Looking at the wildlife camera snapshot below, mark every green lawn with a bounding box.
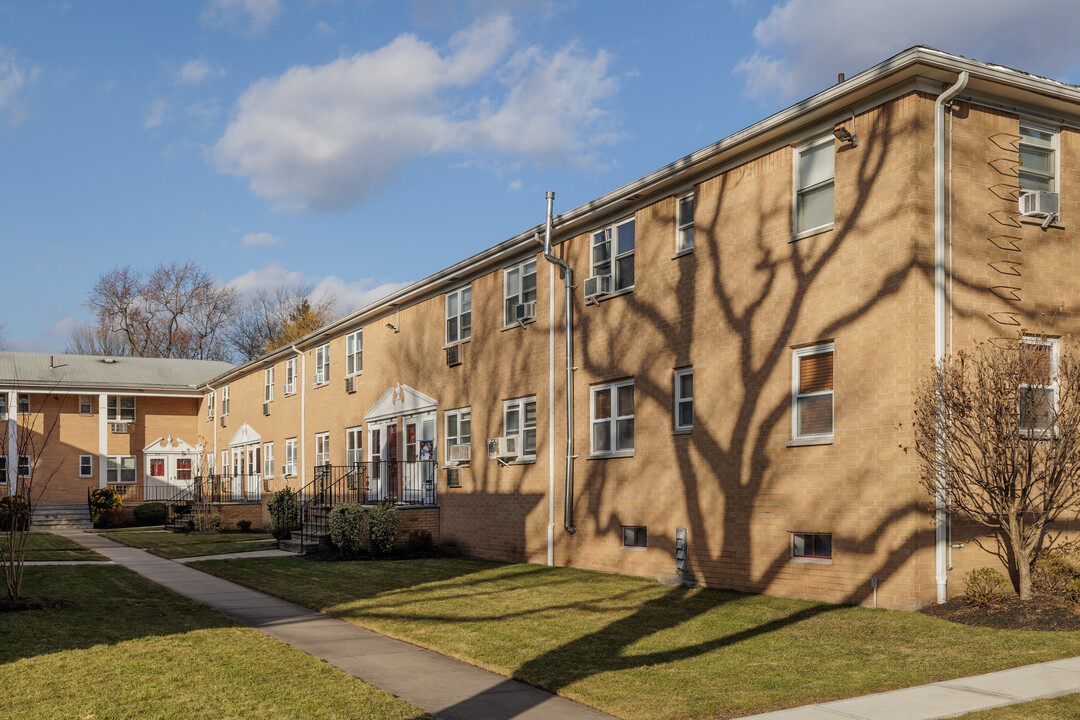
[98,528,277,558]
[194,558,1080,720]
[1,531,106,561]
[956,694,1080,719]
[0,565,428,719]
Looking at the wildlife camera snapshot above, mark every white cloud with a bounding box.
[241,231,282,248]
[227,263,305,296]
[226,263,409,315]
[11,314,79,353]
[144,98,169,129]
[736,0,1080,103]
[177,59,224,84]
[202,0,282,36]
[507,178,522,191]
[213,15,620,212]
[0,47,37,126]
[313,21,335,37]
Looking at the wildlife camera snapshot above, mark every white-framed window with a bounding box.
[206,454,214,475]
[446,286,472,344]
[149,457,166,478]
[792,343,834,441]
[346,427,363,469]
[107,396,135,423]
[221,386,230,416]
[794,135,835,236]
[1020,335,1059,438]
[263,442,274,478]
[504,259,537,326]
[591,217,635,292]
[17,455,30,478]
[79,395,93,416]
[1018,121,1057,194]
[315,344,330,385]
[284,357,297,395]
[221,450,228,476]
[0,457,7,482]
[17,394,29,414]
[504,397,537,459]
[79,454,93,478]
[206,391,215,419]
[315,432,330,468]
[285,438,297,477]
[674,367,693,431]
[792,532,832,560]
[445,407,471,459]
[0,395,7,420]
[591,379,635,455]
[264,367,275,402]
[176,458,192,481]
[346,330,363,376]
[676,192,695,252]
[106,455,135,483]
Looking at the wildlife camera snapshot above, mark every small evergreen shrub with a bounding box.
[0,495,29,531]
[89,487,123,527]
[1032,550,1078,595]
[192,513,223,533]
[368,501,401,555]
[237,520,252,532]
[268,488,300,539]
[1065,578,1080,609]
[133,502,167,526]
[329,503,367,557]
[406,529,434,556]
[962,567,1009,607]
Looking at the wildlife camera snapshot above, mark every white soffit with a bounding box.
[227,424,262,447]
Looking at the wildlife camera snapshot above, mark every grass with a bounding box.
[98,528,277,558]
[0,564,429,719]
[194,557,1080,720]
[955,694,1080,719]
[1,531,106,561]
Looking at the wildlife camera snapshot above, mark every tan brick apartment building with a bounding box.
[5,47,1080,610]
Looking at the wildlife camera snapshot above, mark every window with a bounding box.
[107,396,135,422]
[285,357,297,395]
[176,458,192,481]
[622,526,647,548]
[221,387,229,416]
[18,394,29,414]
[591,380,634,455]
[79,455,93,478]
[346,330,363,376]
[107,456,135,484]
[0,395,8,420]
[315,344,330,385]
[285,438,297,477]
[504,259,537,326]
[674,368,693,431]
[1018,121,1057,193]
[1020,336,1059,437]
[263,442,274,478]
[445,407,471,459]
[149,457,165,478]
[18,455,30,478]
[0,457,6,482]
[315,432,330,468]
[792,344,833,441]
[206,391,215,419]
[206,454,214,475]
[446,286,472,344]
[794,135,835,236]
[676,192,694,252]
[346,427,363,469]
[79,395,93,416]
[264,367,275,402]
[591,217,635,292]
[221,450,228,476]
[504,397,536,459]
[792,532,832,560]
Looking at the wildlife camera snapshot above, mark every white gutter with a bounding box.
[934,70,969,605]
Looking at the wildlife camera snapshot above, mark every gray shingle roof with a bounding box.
[0,352,233,392]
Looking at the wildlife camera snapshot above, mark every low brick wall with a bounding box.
[207,502,266,531]
[393,506,440,548]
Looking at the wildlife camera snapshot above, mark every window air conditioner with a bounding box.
[220,416,226,428]
[1019,191,1059,217]
[515,301,537,321]
[583,274,612,300]
[446,344,461,367]
[282,464,294,477]
[262,402,271,416]
[345,376,356,394]
[448,444,471,463]
[487,436,520,460]
[109,422,128,434]
[313,371,325,386]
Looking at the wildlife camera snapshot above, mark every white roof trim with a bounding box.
[364,384,437,423]
[142,436,200,454]
[227,424,262,447]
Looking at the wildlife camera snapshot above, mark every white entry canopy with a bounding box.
[228,423,262,447]
[142,436,200,454]
[364,383,437,423]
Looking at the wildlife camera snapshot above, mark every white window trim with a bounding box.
[264,368,275,403]
[446,286,472,345]
[590,216,636,293]
[17,455,30,478]
[1018,119,1059,195]
[676,191,694,253]
[79,454,93,478]
[221,386,230,416]
[445,407,471,465]
[1020,335,1060,439]
[792,134,835,240]
[285,438,297,477]
[315,432,330,467]
[503,259,538,328]
[17,394,29,414]
[263,442,275,478]
[79,395,93,416]
[106,455,136,484]
[314,344,330,386]
[346,330,363,377]
[674,367,693,432]
[590,379,635,457]
[503,397,537,460]
[791,342,834,443]
[346,426,363,468]
[107,396,136,423]
[284,357,297,396]
[206,391,215,420]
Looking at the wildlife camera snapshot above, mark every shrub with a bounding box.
[132,502,167,526]
[268,488,300,539]
[329,503,367,557]
[1032,550,1078,595]
[0,495,29,531]
[237,520,252,533]
[89,487,122,527]
[1066,578,1080,608]
[962,567,1009,607]
[368,501,401,555]
[406,529,434,556]
[192,513,223,533]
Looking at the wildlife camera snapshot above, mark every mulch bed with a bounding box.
[922,594,1080,631]
[0,597,73,613]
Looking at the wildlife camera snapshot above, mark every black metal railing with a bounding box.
[164,482,196,531]
[104,482,194,504]
[191,473,263,504]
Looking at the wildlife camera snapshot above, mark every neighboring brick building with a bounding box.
[7,47,1080,609]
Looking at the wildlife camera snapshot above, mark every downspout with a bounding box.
[934,71,968,605]
[541,192,577,535]
[292,345,307,493]
[547,224,556,565]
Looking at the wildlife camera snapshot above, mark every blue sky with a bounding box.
[2,0,1080,353]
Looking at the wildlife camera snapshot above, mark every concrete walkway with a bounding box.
[57,530,616,720]
[175,548,295,563]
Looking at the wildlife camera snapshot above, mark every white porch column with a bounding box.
[98,394,108,488]
[7,390,16,492]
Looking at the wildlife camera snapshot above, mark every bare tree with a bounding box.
[228,282,335,360]
[913,336,1080,601]
[65,321,129,356]
[79,262,239,361]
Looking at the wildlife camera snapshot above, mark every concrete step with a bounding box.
[278,538,320,554]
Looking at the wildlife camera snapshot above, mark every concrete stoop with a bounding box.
[31,504,93,530]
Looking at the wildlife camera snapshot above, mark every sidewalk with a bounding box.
[58,530,616,720]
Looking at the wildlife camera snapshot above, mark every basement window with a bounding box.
[792,532,832,560]
[622,526,647,548]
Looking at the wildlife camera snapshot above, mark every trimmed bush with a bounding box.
[268,488,300,539]
[1066,578,1080,608]
[192,513,223,533]
[1032,550,1078,595]
[328,503,367,557]
[89,487,122,528]
[962,567,1009,607]
[368,501,400,555]
[133,502,167,526]
[0,495,29,531]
